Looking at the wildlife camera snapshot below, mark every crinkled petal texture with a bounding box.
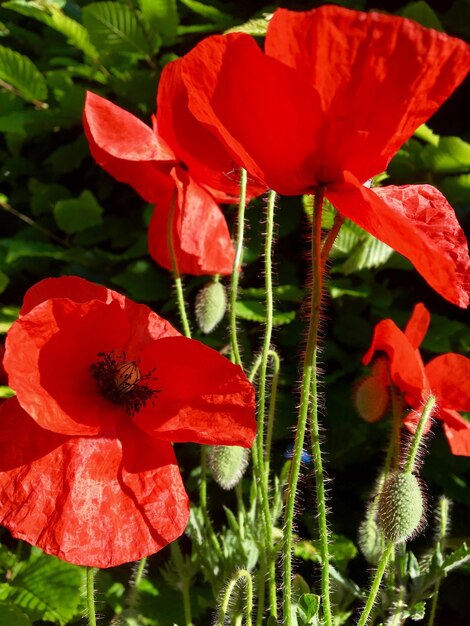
[326,176,470,307]
[148,167,235,275]
[1,276,257,564]
[181,6,469,192]
[362,317,427,402]
[83,92,175,204]
[0,398,189,567]
[157,59,265,201]
[266,6,470,182]
[135,336,256,446]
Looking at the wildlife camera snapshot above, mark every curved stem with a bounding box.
[428,497,450,626]
[172,543,193,626]
[86,567,97,626]
[320,212,345,267]
[217,569,253,626]
[404,395,436,473]
[128,557,147,608]
[356,543,394,626]
[264,349,280,470]
[230,168,248,366]
[283,190,331,626]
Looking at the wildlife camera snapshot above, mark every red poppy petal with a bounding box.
[362,318,426,399]
[5,299,131,435]
[441,409,470,456]
[0,399,189,567]
[20,276,180,343]
[404,303,430,349]
[181,32,324,195]
[157,59,263,200]
[84,91,174,162]
[148,167,235,275]
[267,6,470,181]
[134,336,256,446]
[326,174,470,307]
[425,354,470,410]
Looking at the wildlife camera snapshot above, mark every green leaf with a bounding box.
[440,173,470,205]
[179,0,234,27]
[0,386,15,399]
[9,554,84,625]
[421,137,470,174]
[83,1,157,58]
[111,260,171,302]
[414,123,440,146]
[54,190,104,234]
[4,1,98,58]
[409,601,426,620]
[0,602,32,626]
[29,179,71,216]
[442,543,470,573]
[225,16,271,36]
[235,301,296,325]
[0,306,19,333]
[340,233,394,274]
[0,45,47,103]
[138,0,178,44]
[399,1,443,31]
[0,270,9,294]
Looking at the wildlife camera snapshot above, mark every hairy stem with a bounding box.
[86,567,97,626]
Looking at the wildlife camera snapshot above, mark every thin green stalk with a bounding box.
[255,557,267,626]
[389,585,407,626]
[356,543,394,626]
[127,557,147,608]
[320,212,345,266]
[230,168,248,366]
[404,394,436,474]
[172,543,193,626]
[283,190,331,626]
[86,567,97,626]
[428,497,450,626]
[167,190,191,338]
[251,189,278,615]
[264,349,280,470]
[200,446,223,558]
[217,569,253,626]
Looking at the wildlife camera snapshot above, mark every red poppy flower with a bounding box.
[179,5,470,307]
[0,276,256,567]
[362,303,470,456]
[83,66,264,276]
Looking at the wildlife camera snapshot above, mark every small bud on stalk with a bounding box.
[377,472,425,543]
[195,280,227,334]
[208,445,249,490]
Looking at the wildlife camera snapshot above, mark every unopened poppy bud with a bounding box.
[114,360,141,394]
[353,375,389,423]
[195,280,227,334]
[208,445,249,490]
[358,515,385,564]
[377,472,425,543]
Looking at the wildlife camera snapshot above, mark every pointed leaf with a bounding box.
[83,1,156,58]
[179,0,233,27]
[0,45,47,102]
[54,190,104,234]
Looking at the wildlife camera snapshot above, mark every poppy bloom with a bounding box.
[83,63,264,276]
[361,303,470,456]
[0,276,256,567]
[179,5,470,307]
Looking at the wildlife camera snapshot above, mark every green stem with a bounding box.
[86,567,97,626]
[255,556,267,626]
[230,168,248,366]
[404,394,436,474]
[320,212,345,266]
[264,349,280,471]
[167,190,191,338]
[356,543,394,626]
[428,497,450,626]
[172,544,193,626]
[283,190,331,626]
[127,557,147,608]
[217,569,253,626]
[200,445,223,558]
[388,584,406,626]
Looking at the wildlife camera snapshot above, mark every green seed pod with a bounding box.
[195,280,227,334]
[377,472,424,543]
[208,445,249,490]
[358,514,385,564]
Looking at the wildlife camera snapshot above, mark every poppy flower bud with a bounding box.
[377,472,425,543]
[113,360,141,394]
[195,280,227,334]
[358,514,385,564]
[353,375,389,423]
[208,445,249,490]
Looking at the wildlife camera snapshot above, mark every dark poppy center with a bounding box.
[90,351,159,416]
